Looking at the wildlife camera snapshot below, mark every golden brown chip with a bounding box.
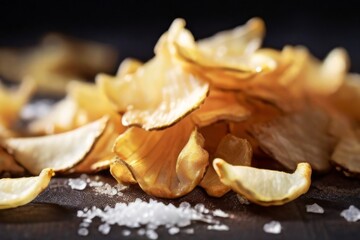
[251,109,334,172]
[113,117,208,198]
[98,54,209,130]
[191,90,250,127]
[200,134,252,197]
[213,160,311,206]
[331,128,360,176]
[0,168,54,209]
[5,117,108,175]
[0,147,25,177]
[110,157,137,184]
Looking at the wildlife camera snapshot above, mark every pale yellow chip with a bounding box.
[5,117,108,175]
[191,90,250,127]
[113,117,208,198]
[98,54,209,130]
[200,134,252,197]
[0,168,54,209]
[0,146,25,177]
[110,157,137,184]
[251,109,333,172]
[116,58,143,77]
[213,160,311,206]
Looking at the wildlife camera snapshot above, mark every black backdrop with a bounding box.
[1,0,359,72]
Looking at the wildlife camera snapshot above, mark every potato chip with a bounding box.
[191,90,250,127]
[251,109,333,172]
[0,168,54,209]
[113,117,208,198]
[5,117,108,175]
[0,33,117,94]
[98,54,209,130]
[200,135,252,197]
[0,146,25,177]
[199,122,230,154]
[213,160,311,206]
[116,58,143,77]
[0,79,35,128]
[331,128,360,176]
[110,157,137,184]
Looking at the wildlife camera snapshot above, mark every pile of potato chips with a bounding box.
[1,18,359,209]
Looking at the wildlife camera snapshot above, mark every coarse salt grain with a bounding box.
[306,203,324,214]
[68,179,87,190]
[77,228,89,236]
[122,229,131,236]
[263,221,282,234]
[77,198,229,238]
[340,205,360,222]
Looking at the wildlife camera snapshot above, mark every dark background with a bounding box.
[0,0,359,72]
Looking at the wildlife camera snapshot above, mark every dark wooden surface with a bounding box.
[0,171,359,240]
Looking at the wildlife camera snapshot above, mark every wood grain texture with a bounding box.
[0,171,359,240]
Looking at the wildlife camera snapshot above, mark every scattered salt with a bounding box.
[340,205,360,222]
[68,179,87,190]
[77,198,229,238]
[236,194,250,205]
[122,229,131,236]
[213,209,229,218]
[168,226,180,235]
[263,221,282,234]
[207,224,229,231]
[306,203,324,214]
[77,228,89,236]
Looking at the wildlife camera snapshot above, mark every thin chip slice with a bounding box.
[331,129,360,176]
[0,147,25,177]
[5,117,108,175]
[213,160,311,206]
[113,117,208,198]
[200,135,252,197]
[98,54,209,130]
[110,157,137,184]
[251,109,333,172]
[0,168,54,209]
[191,90,250,127]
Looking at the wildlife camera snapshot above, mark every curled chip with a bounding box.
[97,47,209,130]
[213,160,311,206]
[0,33,117,95]
[0,168,54,209]
[5,117,108,175]
[191,90,250,127]
[0,147,25,177]
[113,117,208,198]
[200,134,252,197]
[251,109,333,172]
[331,128,360,176]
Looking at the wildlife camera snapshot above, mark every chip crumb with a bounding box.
[306,203,324,214]
[340,205,360,222]
[263,221,282,234]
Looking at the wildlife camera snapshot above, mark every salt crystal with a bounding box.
[236,194,250,205]
[213,209,229,218]
[179,201,191,209]
[263,221,282,234]
[207,224,229,231]
[340,205,360,222]
[146,229,158,240]
[168,227,180,235]
[68,179,87,190]
[194,203,205,213]
[77,228,89,236]
[122,229,131,236]
[306,203,324,214]
[183,228,194,234]
[137,228,146,236]
[98,223,111,235]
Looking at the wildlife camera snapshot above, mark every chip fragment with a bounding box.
[0,146,25,177]
[213,160,311,206]
[0,168,54,209]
